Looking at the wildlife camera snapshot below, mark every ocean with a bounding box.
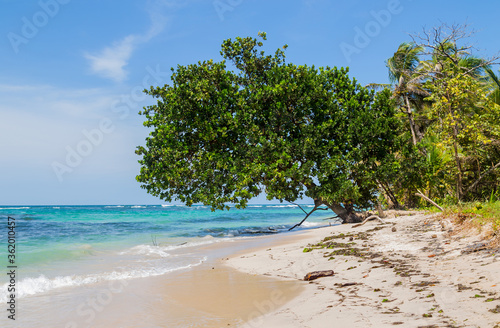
[0,204,334,327]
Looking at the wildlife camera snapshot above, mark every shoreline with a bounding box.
[2,230,312,328]
[226,213,500,327]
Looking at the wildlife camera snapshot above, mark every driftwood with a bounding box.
[304,270,334,281]
[352,215,386,228]
[415,190,444,211]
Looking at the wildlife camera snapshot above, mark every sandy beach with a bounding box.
[4,212,499,328]
[226,213,500,327]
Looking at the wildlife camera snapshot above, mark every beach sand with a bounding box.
[66,263,303,328]
[226,213,500,327]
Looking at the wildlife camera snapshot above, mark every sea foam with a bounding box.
[0,257,207,302]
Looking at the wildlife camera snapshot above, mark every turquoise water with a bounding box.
[0,204,335,303]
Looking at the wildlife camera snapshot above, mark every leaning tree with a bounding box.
[136,32,400,225]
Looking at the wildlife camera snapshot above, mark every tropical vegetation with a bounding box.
[136,24,500,227]
[380,24,500,209]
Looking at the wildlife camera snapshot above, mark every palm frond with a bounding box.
[485,67,500,89]
[386,42,423,84]
[365,83,391,91]
[484,68,500,105]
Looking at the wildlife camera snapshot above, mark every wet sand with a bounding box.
[3,234,305,328]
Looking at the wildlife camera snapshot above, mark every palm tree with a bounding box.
[421,40,490,81]
[386,42,428,146]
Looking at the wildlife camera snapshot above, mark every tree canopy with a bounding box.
[136,32,400,223]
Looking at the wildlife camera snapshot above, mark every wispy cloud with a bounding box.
[85,35,137,82]
[0,83,149,170]
[85,11,167,83]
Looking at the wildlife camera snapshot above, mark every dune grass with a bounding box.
[437,201,500,245]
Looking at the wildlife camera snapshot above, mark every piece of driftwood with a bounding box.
[352,215,386,228]
[304,270,334,281]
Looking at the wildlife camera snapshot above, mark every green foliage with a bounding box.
[468,201,500,229]
[384,24,500,207]
[420,134,453,201]
[484,68,500,105]
[136,33,400,222]
[425,74,495,146]
[386,42,423,84]
[424,66,500,201]
[136,25,500,222]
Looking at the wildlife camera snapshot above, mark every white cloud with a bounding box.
[85,35,137,82]
[85,11,168,83]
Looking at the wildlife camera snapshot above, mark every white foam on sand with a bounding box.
[0,257,207,302]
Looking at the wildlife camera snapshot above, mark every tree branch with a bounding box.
[291,202,308,215]
[464,161,500,196]
[415,189,444,211]
[288,202,328,231]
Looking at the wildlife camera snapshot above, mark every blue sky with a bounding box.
[1,0,499,205]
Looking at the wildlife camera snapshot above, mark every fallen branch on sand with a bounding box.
[352,215,386,228]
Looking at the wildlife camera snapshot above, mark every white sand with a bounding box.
[226,213,500,327]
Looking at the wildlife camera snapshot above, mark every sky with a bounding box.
[1,0,499,205]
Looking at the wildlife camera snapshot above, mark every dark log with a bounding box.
[303,270,334,281]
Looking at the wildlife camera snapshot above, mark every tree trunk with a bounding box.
[447,99,463,201]
[325,202,363,224]
[288,199,329,231]
[415,190,444,211]
[375,202,386,218]
[452,120,463,201]
[377,179,400,209]
[404,95,418,146]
